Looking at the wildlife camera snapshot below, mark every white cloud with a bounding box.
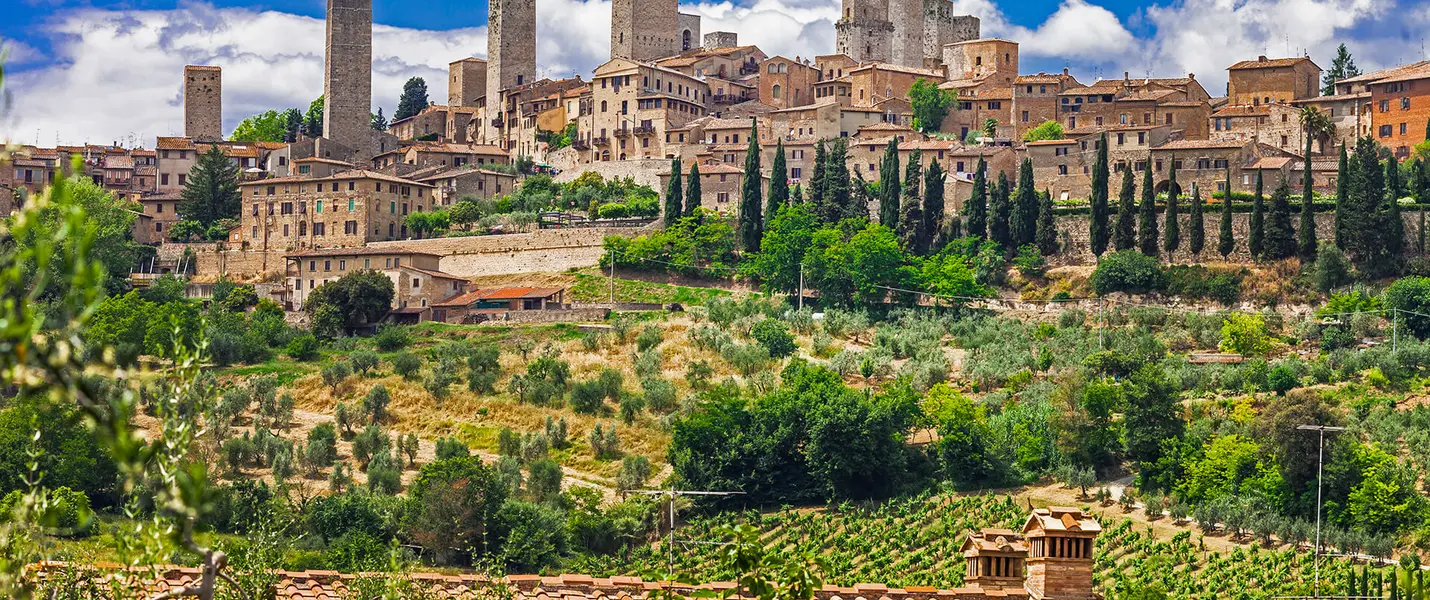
[1,0,1422,146]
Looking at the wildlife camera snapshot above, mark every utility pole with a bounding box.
[1297,424,1346,599]
[609,251,616,306]
[634,489,744,575]
[798,263,804,310]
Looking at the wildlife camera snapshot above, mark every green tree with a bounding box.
[371,107,388,131]
[684,162,702,216]
[663,157,683,227]
[304,95,325,137]
[739,119,764,252]
[989,171,1012,250]
[749,203,816,294]
[1090,133,1111,257]
[1022,120,1064,142]
[283,108,303,142]
[877,138,900,227]
[1221,169,1238,257]
[1322,43,1361,96]
[179,145,242,227]
[229,110,287,143]
[768,139,789,221]
[1163,170,1180,261]
[1010,158,1038,247]
[1036,189,1057,256]
[809,140,828,212]
[394,76,431,121]
[1300,136,1319,260]
[1263,177,1298,260]
[823,138,856,222]
[923,159,947,250]
[898,151,926,254]
[304,270,396,330]
[404,456,508,564]
[1188,183,1205,261]
[805,224,914,307]
[1335,143,1349,248]
[1138,157,1159,256]
[965,157,988,239]
[1249,169,1266,259]
[1382,155,1407,268]
[1124,364,1184,491]
[1115,168,1137,251]
[909,78,954,133]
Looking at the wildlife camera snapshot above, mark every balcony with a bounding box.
[634,125,656,135]
[592,136,610,146]
[491,118,504,128]
[739,64,759,76]
[572,140,590,150]
[613,127,631,138]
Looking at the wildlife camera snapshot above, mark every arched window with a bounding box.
[601,100,608,112]
[772,84,782,99]
[602,150,611,161]
[683,30,692,50]
[299,221,307,236]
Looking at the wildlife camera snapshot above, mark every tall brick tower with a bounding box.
[484,0,536,144]
[184,65,223,141]
[611,0,679,61]
[323,0,372,152]
[888,0,924,67]
[836,0,895,64]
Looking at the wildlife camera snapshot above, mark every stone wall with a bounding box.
[491,308,611,324]
[183,66,222,141]
[1050,210,1423,265]
[553,159,669,190]
[323,0,373,154]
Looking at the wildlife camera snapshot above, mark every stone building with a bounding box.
[759,56,821,110]
[323,0,373,156]
[1026,124,1174,202]
[584,58,711,162]
[388,104,452,141]
[1012,70,1081,139]
[371,142,510,173]
[656,160,749,214]
[1020,507,1100,599]
[1057,73,1212,140]
[484,0,537,144]
[656,45,765,111]
[835,0,895,63]
[410,165,518,205]
[943,38,1018,85]
[138,191,183,240]
[610,0,700,61]
[233,170,435,252]
[482,77,587,154]
[705,32,738,50]
[1293,93,1369,151]
[155,138,269,193]
[836,0,977,68]
[1150,139,1298,198]
[285,247,467,318]
[1227,56,1321,106]
[922,6,979,70]
[1210,101,1310,153]
[449,57,488,107]
[848,62,945,108]
[183,65,223,142]
[1365,62,1430,159]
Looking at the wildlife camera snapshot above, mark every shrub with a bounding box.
[618,394,646,424]
[750,319,797,358]
[634,348,662,379]
[635,325,663,351]
[526,458,563,503]
[570,380,607,415]
[352,425,390,471]
[1219,313,1272,357]
[435,436,470,460]
[641,378,676,412]
[423,361,459,400]
[1314,242,1353,293]
[1268,363,1298,395]
[304,423,339,473]
[546,416,570,450]
[1165,266,1241,305]
[373,324,410,351]
[350,350,380,375]
[1014,244,1046,278]
[1385,276,1430,339]
[1091,250,1165,295]
[589,423,621,459]
[366,453,402,494]
[362,385,391,423]
[616,456,652,491]
[286,333,321,361]
[321,361,352,392]
[391,352,422,380]
[597,368,624,401]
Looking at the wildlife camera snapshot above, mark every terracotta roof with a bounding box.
[476,286,564,300]
[293,157,355,165]
[285,247,443,258]
[104,155,135,169]
[1158,101,1208,108]
[240,169,435,187]
[399,264,467,281]
[1015,73,1070,84]
[961,528,1029,555]
[156,137,195,150]
[411,165,516,182]
[1026,139,1077,146]
[1023,507,1101,535]
[656,45,763,68]
[850,62,944,78]
[410,142,510,156]
[856,122,916,133]
[1374,62,1430,84]
[1335,60,1430,85]
[201,143,261,158]
[899,140,961,151]
[693,163,745,175]
[1227,56,1318,70]
[1155,139,1245,150]
[1248,156,1294,170]
[1211,105,1270,117]
[131,149,156,156]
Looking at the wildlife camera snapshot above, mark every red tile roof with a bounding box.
[1227,56,1317,70]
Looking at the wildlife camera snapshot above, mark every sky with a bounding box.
[1,0,1429,147]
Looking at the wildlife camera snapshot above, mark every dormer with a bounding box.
[1022,507,1101,600]
[960,528,1028,591]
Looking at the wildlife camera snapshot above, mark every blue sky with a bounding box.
[0,0,1424,146]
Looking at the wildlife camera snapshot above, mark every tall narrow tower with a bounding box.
[835,0,895,64]
[611,0,680,61]
[184,65,223,141]
[483,0,537,144]
[889,0,924,67]
[323,0,373,152]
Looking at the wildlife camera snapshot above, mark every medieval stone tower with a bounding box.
[925,9,979,69]
[323,0,372,152]
[183,65,222,141]
[484,0,536,143]
[611,0,680,61]
[836,0,895,63]
[449,57,488,107]
[889,0,923,67]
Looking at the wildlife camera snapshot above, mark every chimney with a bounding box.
[1189,73,1196,80]
[1063,67,1069,76]
[1124,71,1130,82]
[1258,55,1268,62]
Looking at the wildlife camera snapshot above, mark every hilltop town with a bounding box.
[9,1,1430,600]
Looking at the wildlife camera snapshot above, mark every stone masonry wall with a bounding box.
[183,66,222,141]
[1050,210,1424,265]
[323,0,373,153]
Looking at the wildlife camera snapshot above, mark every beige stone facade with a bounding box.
[835,0,894,63]
[449,58,487,107]
[388,105,450,141]
[183,66,223,142]
[411,165,518,205]
[1210,101,1310,153]
[610,0,698,61]
[233,170,435,252]
[1058,74,1212,140]
[1012,70,1081,140]
[759,56,820,109]
[372,142,510,172]
[584,58,711,162]
[1227,56,1321,106]
[286,247,467,315]
[484,0,537,144]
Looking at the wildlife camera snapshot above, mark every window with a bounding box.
[791,167,802,179]
[988,101,1001,109]
[1138,132,1146,144]
[323,260,331,272]
[1117,133,1125,145]
[1021,110,1029,122]
[178,175,186,186]
[1379,100,1390,112]
[161,174,169,186]
[1401,123,1408,135]
[339,260,346,270]
[1380,124,1393,137]
[1402,97,1412,110]
[1058,165,1068,175]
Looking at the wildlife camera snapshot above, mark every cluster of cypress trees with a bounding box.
[1345,565,1426,600]
[960,157,1058,256]
[873,142,950,256]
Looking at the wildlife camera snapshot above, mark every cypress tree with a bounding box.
[990,171,1012,251]
[1011,158,1038,247]
[1138,156,1159,256]
[1299,136,1318,260]
[966,157,988,239]
[1163,176,1180,261]
[1344,136,1380,266]
[825,138,856,221]
[898,151,926,254]
[1090,132,1111,257]
[1335,143,1349,248]
[1420,206,1427,254]
[923,159,946,250]
[1384,155,1406,263]
[1188,182,1205,261]
[1393,572,1400,600]
[684,163,702,216]
[1114,168,1137,251]
[180,144,243,226]
[1219,168,1235,259]
[877,138,901,227]
[738,119,763,251]
[1264,177,1297,260]
[1350,568,1359,598]
[810,141,828,218]
[1036,189,1057,256]
[1249,169,1265,259]
[663,157,683,227]
[768,139,789,220]
[792,184,805,205]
